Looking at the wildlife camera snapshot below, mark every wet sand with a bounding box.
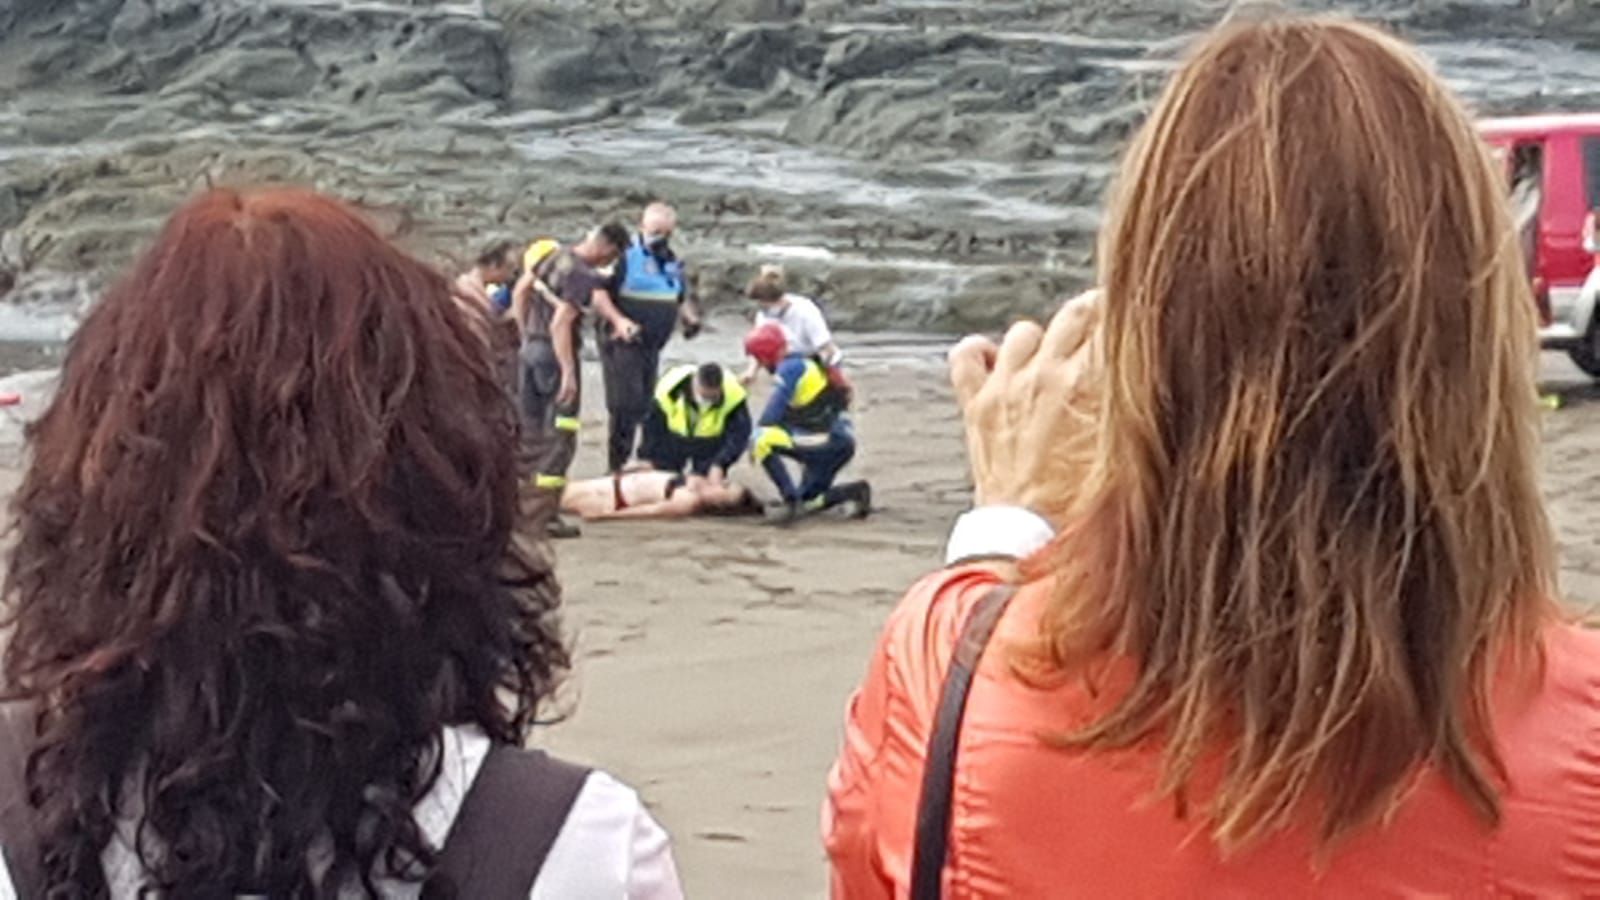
[534,335,963,897]
[0,333,1593,897]
[533,339,1600,899]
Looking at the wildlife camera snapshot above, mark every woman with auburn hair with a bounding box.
[0,188,681,897]
[826,16,1600,898]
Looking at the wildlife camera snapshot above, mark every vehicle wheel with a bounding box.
[1569,328,1600,377]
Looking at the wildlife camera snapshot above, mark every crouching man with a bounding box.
[742,323,871,523]
[640,362,751,483]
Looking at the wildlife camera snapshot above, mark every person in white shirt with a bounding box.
[0,187,682,899]
[741,264,841,384]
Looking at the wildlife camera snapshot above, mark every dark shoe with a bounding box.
[837,481,872,519]
[546,515,582,539]
[763,499,801,526]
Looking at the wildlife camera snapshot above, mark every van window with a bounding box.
[1583,137,1600,211]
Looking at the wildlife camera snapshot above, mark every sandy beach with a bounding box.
[0,328,1592,898]
[532,332,961,898]
[5,3,1600,896]
[524,332,1600,899]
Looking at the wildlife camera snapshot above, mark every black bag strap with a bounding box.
[0,718,590,900]
[910,585,1018,900]
[0,702,42,899]
[430,744,592,899]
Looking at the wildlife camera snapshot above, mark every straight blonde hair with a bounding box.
[1034,16,1558,851]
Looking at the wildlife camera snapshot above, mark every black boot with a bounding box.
[546,514,583,539]
[827,481,872,519]
[763,498,802,526]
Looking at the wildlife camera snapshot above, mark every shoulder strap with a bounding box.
[529,254,566,310]
[910,585,1017,900]
[431,745,591,899]
[0,703,42,899]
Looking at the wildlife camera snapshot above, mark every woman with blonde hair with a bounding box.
[826,16,1600,897]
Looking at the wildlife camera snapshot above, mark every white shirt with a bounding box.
[0,726,682,899]
[759,293,834,359]
[945,506,1057,564]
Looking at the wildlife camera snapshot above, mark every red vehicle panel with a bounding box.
[1481,114,1600,313]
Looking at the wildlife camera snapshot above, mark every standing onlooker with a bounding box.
[601,202,703,473]
[0,188,682,897]
[741,265,840,384]
[826,17,1600,897]
[512,224,634,539]
[455,238,522,394]
[456,238,519,315]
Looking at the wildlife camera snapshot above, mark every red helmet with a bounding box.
[743,323,788,369]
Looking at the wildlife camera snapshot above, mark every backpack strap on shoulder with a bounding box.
[430,744,591,899]
[0,702,43,899]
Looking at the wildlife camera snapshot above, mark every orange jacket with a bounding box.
[825,567,1600,897]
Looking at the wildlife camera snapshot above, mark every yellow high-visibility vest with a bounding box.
[653,365,748,439]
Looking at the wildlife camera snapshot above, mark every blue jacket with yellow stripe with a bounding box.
[758,354,848,434]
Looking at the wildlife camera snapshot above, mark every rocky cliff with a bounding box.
[2,0,1598,331]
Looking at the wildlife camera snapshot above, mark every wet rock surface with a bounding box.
[3,0,1599,331]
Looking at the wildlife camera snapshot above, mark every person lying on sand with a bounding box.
[560,469,762,521]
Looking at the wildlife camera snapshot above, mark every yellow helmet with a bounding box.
[523,238,560,273]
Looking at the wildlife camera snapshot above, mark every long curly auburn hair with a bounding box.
[0,187,568,897]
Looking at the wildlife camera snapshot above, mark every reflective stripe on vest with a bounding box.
[619,238,684,304]
[778,358,843,433]
[752,425,794,463]
[653,365,747,439]
[790,359,830,409]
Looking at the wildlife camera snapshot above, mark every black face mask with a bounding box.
[646,235,671,254]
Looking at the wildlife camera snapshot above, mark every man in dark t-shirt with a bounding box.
[512,223,632,538]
